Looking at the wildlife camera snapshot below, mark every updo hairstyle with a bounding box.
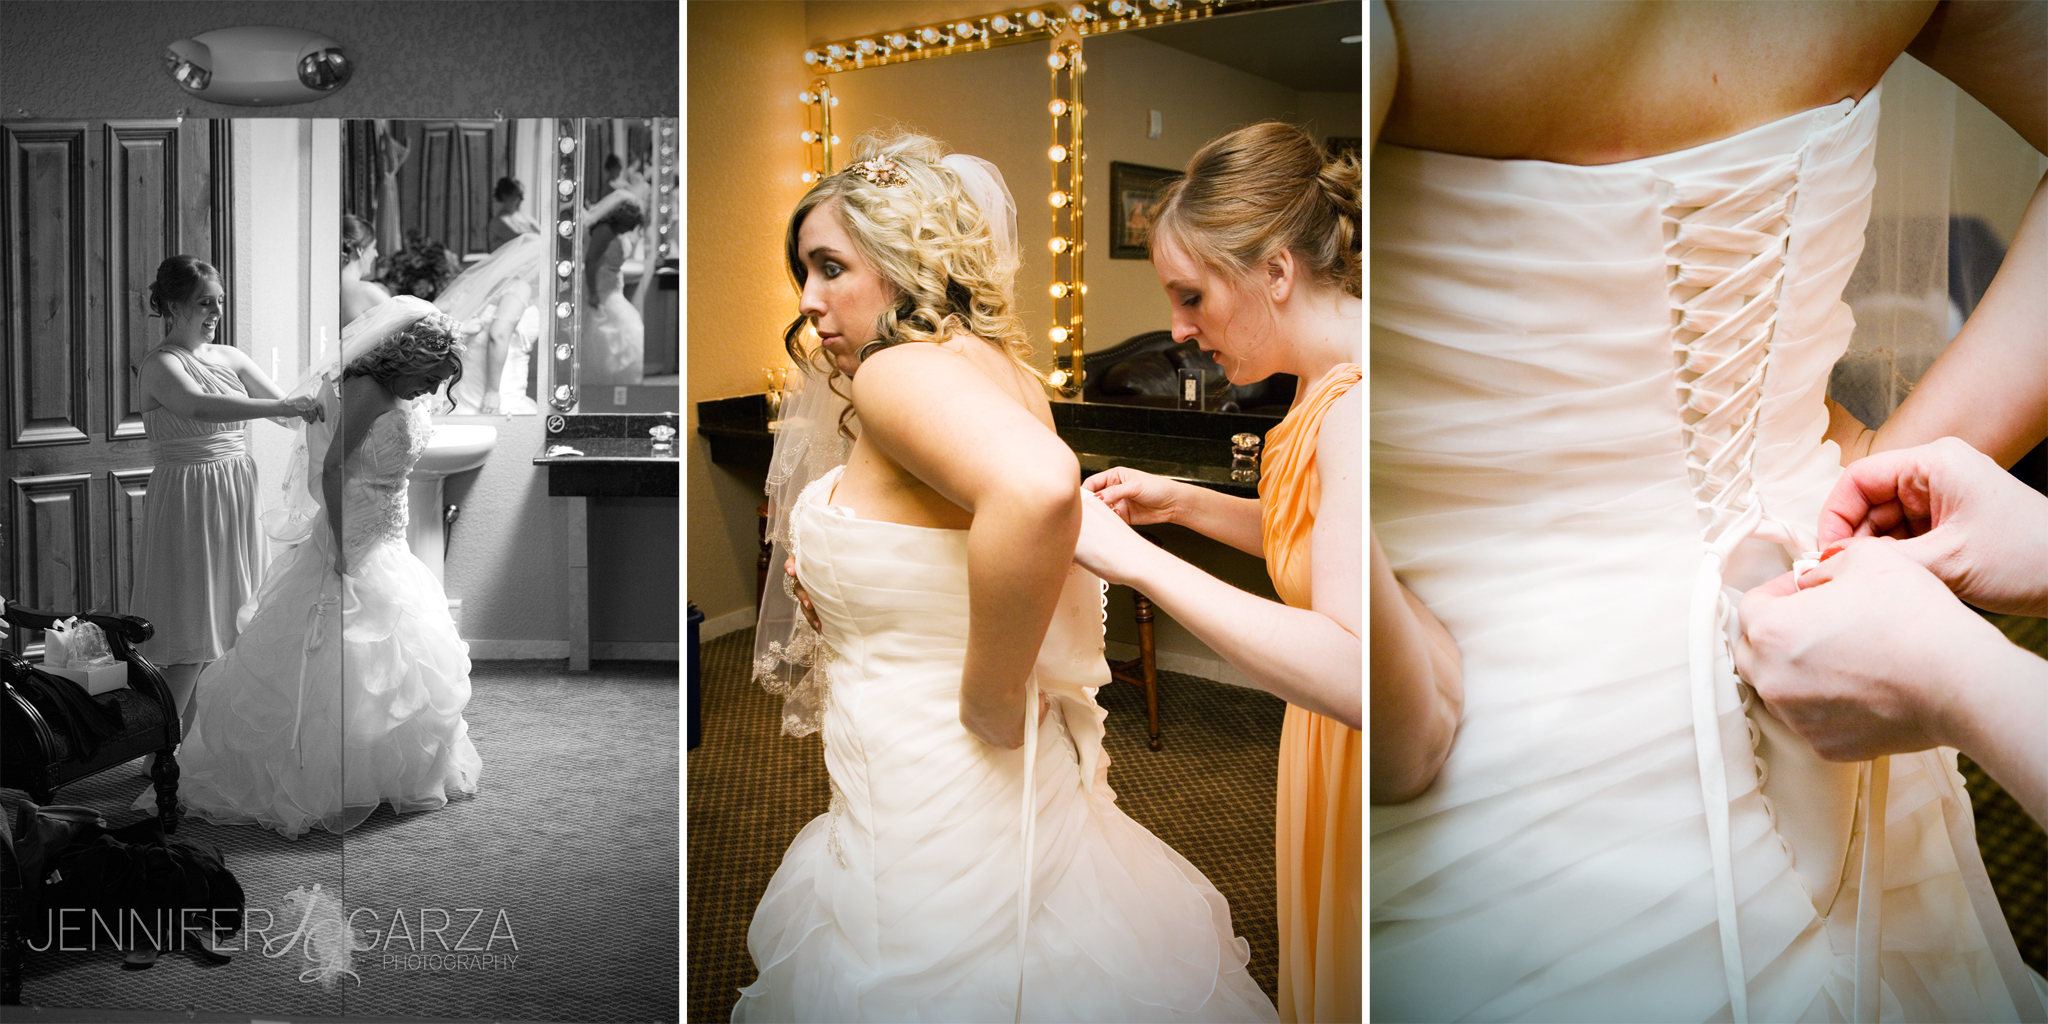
[342,214,376,264]
[781,133,1034,388]
[597,195,645,236]
[493,177,524,204]
[1150,121,1360,299]
[343,307,466,410]
[146,254,221,322]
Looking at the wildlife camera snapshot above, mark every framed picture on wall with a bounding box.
[1110,161,1180,259]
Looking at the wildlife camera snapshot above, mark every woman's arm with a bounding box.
[138,350,307,422]
[1369,530,1464,803]
[1835,1,2048,466]
[483,297,524,409]
[324,376,396,573]
[853,344,1082,750]
[213,344,289,401]
[1075,393,1363,728]
[584,227,616,303]
[1083,467,1265,555]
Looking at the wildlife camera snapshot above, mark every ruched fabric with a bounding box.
[142,397,480,839]
[1371,86,2044,1022]
[131,345,260,665]
[733,466,1276,1023]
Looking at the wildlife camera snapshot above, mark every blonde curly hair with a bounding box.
[343,308,466,410]
[783,133,1037,435]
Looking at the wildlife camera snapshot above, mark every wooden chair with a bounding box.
[1,601,181,836]
[1108,587,1164,751]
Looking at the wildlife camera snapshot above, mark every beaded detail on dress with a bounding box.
[341,399,431,560]
[753,472,838,738]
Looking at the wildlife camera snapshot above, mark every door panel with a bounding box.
[6,123,92,448]
[8,473,92,615]
[2,118,220,644]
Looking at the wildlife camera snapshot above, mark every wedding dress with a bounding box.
[1371,84,2046,1021]
[146,388,481,839]
[733,465,1276,1023]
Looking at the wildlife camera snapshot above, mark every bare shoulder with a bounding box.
[1908,0,2046,153]
[1383,0,1937,163]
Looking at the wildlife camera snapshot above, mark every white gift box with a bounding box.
[41,660,128,695]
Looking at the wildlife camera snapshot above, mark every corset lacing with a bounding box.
[1663,154,1888,1024]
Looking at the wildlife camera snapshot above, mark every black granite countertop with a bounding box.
[697,394,1275,497]
[535,413,679,496]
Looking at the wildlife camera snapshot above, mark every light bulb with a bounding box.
[802,171,818,183]
[829,135,840,145]
[825,44,847,61]
[1049,191,1069,208]
[1048,52,1067,70]
[557,260,574,279]
[803,50,821,64]
[992,15,1013,32]
[1050,282,1069,298]
[799,91,815,103]
[558,180,575,197]
[856,39,876,56]
[1070,4,1090,20]
[1048,144,1068,162]
[557,221,574,238]
[920,27,941,44]
[1026,10,1046,27]
[1049,326,1069,343]
[801,130,819,143]
[558,137,576,154]
[1049,237,1070,253]
[887,33,908,49]
[556,304,573,321]
[1049,99,1068,117]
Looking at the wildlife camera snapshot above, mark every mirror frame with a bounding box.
[800,0,1323,396]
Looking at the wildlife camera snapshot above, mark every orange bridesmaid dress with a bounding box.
[1259,363,1363,1023]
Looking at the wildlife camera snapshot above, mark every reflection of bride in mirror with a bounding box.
[435,230,544,415]
[579,188,646,386]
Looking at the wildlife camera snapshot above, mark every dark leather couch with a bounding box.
[1079,331,1296,416]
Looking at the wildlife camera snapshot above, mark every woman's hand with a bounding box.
[1072,489,1160,588]
[480,391,501,415]
[282,394,325,423]
[785,556,822,631]
[1082,467,1185,526]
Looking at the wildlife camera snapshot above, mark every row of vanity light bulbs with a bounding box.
[802,0,1197,68]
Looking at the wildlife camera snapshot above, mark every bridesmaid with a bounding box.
[130,255,321,733]
[340,214,393,325]
[1072,121,1362,1023]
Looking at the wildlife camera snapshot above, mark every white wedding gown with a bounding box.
[1372,85,2046,1021]
[734,466,1276,1023]
[145,391,482,839]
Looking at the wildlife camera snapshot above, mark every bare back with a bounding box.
[1381,0,1937,165]
[834,337,1055,531]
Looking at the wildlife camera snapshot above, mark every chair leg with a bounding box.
[150,749,181,835]
[1133,591,1161,751]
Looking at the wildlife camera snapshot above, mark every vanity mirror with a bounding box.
[803,0,1359,409]
[341,116,678,417]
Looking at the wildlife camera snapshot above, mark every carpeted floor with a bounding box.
[12,660,681,1023]
[686,627,1287,1024]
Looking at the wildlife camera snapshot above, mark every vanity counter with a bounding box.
[697,394,1274,497]
[537,414,679,497]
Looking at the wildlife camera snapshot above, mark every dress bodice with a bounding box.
[306,396,429,559]
[144,345,251,464]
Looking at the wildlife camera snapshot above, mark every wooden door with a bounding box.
[392,120,514,263]
[0,118,229,647]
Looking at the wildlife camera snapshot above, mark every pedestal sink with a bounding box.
[407,424,496,629]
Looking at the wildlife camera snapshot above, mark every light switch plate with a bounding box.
[613,386,628,406]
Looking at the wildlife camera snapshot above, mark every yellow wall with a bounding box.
[686,0,812,634]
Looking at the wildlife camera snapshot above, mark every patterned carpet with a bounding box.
[685,627,1286,1023]
[11,660,681,1023]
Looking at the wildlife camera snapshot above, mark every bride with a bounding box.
[735,134,1276,1022]
[145,297,483,839]
[1370,2,2046,1021]
[436,230,543,415]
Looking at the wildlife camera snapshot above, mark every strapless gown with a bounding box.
[1372,84,2046,1022]
[734,466,1276,1023]
[140,393,481,839]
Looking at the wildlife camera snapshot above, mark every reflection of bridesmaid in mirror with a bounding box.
[579,192,646,386]
[340,214,392,325]
[486,177,542,253]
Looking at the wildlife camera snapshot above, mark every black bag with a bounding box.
[37,818,244,950]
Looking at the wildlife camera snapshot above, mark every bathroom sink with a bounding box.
[416,424,497,479]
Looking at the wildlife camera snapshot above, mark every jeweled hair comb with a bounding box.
[850,156,909,188]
